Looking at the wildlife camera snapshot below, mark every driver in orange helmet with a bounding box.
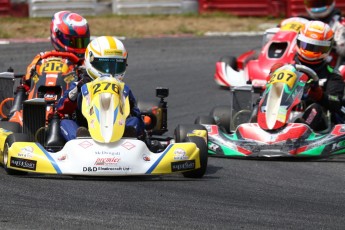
[295,20,345,131]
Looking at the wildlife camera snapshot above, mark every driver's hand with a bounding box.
[307,85,323,102]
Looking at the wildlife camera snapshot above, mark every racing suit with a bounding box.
[295,57,345,131]
[56,74,145,141]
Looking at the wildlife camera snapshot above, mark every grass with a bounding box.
[0,13,281,39]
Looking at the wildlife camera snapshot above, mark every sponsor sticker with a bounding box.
[94,157,121,166]
[95,151,120,156]
[173,148,188,160]
[79,140,93,149]
[18,146,34,158]
[10,157,37,171]
[142,153,150,161]
[104,49,123,56]
[121,141,135,150]
[171,160,195,172]
[82,166,131,172]
[58,154,67,161]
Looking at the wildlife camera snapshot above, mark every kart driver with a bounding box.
[56,36,145,140]
[295,20,345,131]
[8,11,90,122]
[303,0,345,62]
[303,0,341,25]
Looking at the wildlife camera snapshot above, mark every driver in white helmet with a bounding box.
[56,36,144,140]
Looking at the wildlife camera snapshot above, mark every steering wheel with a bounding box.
[40,51,80,64]
[295,64,319,82]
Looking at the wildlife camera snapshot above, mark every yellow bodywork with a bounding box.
[150,143,200,174]
[7,142,57,173]
[81,77,130,143]
[0,128,13,162]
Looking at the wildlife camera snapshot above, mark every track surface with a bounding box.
[1,37,345,229]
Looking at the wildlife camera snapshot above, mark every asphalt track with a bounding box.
[1,36,345,229]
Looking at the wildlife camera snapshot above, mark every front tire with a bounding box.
[174,124,207,142]
[3,133,30,175]
[210,106,231,133]
[182,136,208,178]
[194,116,216,125]
[174,124,208,178]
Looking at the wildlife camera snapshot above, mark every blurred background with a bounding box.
[2,0,345,18]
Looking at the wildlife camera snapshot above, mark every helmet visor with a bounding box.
[91,58,127,76]
[304,0,333,8]
[297,34,332,53]
[297,39,332,53]
[57,33,90,49]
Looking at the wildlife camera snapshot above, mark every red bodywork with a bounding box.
[214,29,298,88]
[246,31,298,87]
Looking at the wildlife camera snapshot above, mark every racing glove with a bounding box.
[307,83,323,102]
[68,76,92,101]
[68,86,79,102]
[267,62,286,80]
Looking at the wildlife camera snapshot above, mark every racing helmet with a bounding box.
[50,11,90,59]
[304,0,335,19]
[296,20,334,63]
[84,36,128,81]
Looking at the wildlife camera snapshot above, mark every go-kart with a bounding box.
[0,76,208,177]
[214,17,309,88]
[197,64,345,158]
[0,52,79,126]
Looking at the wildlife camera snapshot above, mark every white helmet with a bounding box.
[85,36,128,81]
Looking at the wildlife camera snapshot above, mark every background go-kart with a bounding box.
[1,36,345,229]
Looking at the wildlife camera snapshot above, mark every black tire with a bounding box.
[232,109,252,130]
[182,136,208,178]
[210,106,231,133]
[220,56,238,71]
[3,133,30,175]
[174,124,207,143]
[194,116,216,125]
[0,121,21,133]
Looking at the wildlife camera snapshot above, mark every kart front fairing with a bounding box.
[81,77,130,143]
[214,28,299,88]
[205,123,345,158]
[246,30,298,88]
[6,138,202,176]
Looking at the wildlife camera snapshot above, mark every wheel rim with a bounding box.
[3,142,9,167]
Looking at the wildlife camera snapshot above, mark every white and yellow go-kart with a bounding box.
[0,76,208,178]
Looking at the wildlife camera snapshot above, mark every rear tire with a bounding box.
[0,121,21,133]
[194,116,216,125]
[210,106,231,133]
[3,133,30,175]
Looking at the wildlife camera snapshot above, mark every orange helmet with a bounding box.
[296,20,334,63]
[304,0,335,19]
